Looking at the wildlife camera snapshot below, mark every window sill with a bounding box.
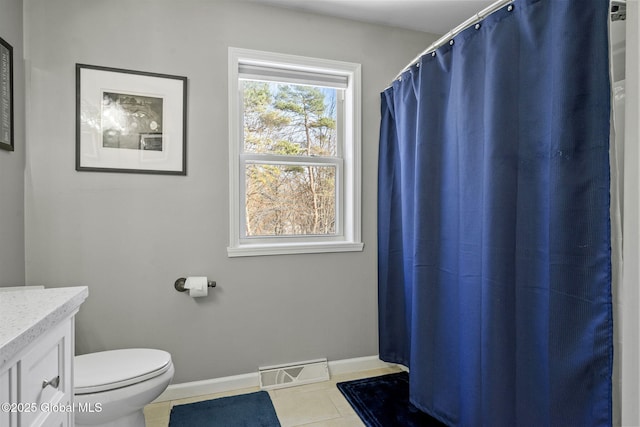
[227,241,364,257]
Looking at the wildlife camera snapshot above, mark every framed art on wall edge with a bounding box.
[76,64,187,174]
[0,36,14,152]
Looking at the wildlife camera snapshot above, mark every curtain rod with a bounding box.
[391,0,626,84]
[392,0,513,82]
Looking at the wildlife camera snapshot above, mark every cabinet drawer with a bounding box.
[18,320,72,427]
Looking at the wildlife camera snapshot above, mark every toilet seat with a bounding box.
[75,348,172,394]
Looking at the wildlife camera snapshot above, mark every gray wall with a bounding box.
[0,0,25,287]
[23,0,436,383]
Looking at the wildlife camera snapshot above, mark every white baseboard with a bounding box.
[153,355,397,403]
[327,355,397,376]
[154,371,259,402]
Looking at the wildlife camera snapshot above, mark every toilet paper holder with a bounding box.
[174,277,217,293]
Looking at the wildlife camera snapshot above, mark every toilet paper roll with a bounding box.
[184,276,208,298]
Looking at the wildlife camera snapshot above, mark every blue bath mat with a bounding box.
[337,372,447,426]
[168,390,281,427]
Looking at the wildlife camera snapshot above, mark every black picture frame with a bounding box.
[0,36,14,152]
[76,64,187,175]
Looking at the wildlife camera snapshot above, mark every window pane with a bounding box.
[245,163,336,237]
[242,81,337,157]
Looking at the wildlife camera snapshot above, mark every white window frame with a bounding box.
[228,47,363,257]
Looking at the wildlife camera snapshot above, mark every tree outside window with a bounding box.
[242,81,339,237]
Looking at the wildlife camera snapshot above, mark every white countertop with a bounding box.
[0,286,88,367]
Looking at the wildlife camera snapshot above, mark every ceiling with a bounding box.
[246,0,498,35]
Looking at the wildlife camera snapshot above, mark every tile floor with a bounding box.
[144,366,403,427]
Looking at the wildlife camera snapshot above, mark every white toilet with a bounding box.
[74,348,174,427]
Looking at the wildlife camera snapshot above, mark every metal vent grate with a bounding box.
[259,358,329,390]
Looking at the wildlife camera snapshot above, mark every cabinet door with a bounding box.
[18,319,72,427]
[0,367,18,426]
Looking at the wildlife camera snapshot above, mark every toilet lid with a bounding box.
[75,348,172,394]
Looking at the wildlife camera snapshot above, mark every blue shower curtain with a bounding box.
[377,0,612,426]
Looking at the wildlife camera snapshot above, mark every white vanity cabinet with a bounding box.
[0,287,88,427]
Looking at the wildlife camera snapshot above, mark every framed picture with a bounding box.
[0,36,13,152]
[76,64,187,174]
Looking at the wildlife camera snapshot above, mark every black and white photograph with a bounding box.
[76,64,187,174]
[0,36,13,151]
[101,91,164,151]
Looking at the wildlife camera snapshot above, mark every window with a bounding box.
[228,48,363,257]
